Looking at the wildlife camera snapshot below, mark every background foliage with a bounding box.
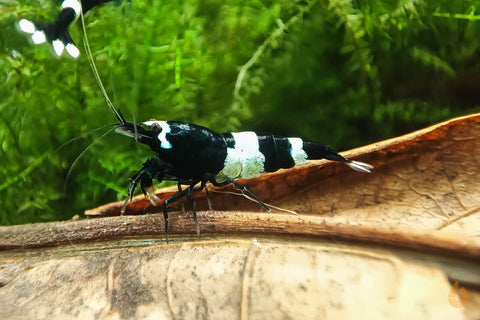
[0,0,479,224]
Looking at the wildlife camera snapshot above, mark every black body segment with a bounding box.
[302,141,349,163]
[257,135,296,172]
[144,121,229,182]
[162,121,228,181]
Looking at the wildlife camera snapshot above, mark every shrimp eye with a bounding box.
[149,122,162,131]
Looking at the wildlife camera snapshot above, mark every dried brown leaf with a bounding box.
[1,114,480,319]
[83,113,480,255]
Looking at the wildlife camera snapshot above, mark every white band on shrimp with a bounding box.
[288,137,308,165]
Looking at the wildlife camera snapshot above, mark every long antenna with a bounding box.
[79,7,125,124]
[63,126,116,193]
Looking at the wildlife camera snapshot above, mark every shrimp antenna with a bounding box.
[79,7,125,124]
[63,125,116,193]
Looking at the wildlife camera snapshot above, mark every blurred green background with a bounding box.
[0,0,479,224]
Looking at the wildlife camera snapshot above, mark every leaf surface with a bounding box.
[1,114,479,319]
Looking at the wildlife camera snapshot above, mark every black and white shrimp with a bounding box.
[114,112,373,240]
[18,0,110,58]
[17,0,372,241]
